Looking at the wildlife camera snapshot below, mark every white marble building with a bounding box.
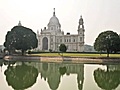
[37,8,85,52]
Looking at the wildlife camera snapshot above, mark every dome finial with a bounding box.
[53,8,55,16]
[80,15,82,18]
[18,21,22,26]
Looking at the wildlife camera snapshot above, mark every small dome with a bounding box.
[48,8,61,27]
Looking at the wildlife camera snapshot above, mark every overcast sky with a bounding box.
[0,0,120,45]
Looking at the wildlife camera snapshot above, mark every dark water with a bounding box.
[0,60,120,90]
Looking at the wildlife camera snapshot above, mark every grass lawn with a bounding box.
[31,53,120,58]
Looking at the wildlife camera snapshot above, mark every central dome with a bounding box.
[48,8,61,27]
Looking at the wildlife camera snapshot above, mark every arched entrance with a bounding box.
[42,37,48,50]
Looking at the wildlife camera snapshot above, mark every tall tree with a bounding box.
[94,30,120,57]
[4,26,38,55]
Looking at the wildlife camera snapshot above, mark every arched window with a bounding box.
[73,39,75,42]
[80,37,82,41]
[42,37,48,50]
[51,27,53,30]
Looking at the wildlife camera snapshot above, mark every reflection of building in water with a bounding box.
[24,62,84,90]
[41,63,61,90]
[64,64,84,90]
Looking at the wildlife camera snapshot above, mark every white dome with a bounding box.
[48,16,60,26]
[48,8,61,27]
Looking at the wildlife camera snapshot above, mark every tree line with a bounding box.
[3,24,120,57]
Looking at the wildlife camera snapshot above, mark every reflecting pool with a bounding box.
[0,60,120,90]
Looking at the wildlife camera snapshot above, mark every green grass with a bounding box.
[31,53,120,58]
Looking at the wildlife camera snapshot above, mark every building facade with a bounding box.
[37,8,85,52]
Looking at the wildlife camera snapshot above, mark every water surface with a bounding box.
[0,60,120,90]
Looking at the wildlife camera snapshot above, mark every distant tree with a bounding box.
[59,44,67,53]
[4,26,38,55]
[49,49,52,52]
[94,30,120,57]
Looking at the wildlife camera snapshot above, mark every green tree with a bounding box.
[94,30,120,57]
[59,44,67,53]
[4,26,38,55]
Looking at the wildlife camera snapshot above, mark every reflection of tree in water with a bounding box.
[94,65,120,90]
[59,66,67,76]
[0,60,16,72]
[4,62,38,90]
[3,60,16,66]
[0,60,3,72]
[0,60,3,67]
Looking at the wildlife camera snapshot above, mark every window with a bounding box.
[51,38,53,42]
[67,39,68,42]
[73,39,75,42]
[80,37,82,41]
[60,39,62,42]
[65,39,66,42]
[51,27,53,30]
[69,39,71,42]
[67,45,69,49]
[57,26,59,29]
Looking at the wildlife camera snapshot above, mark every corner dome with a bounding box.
[48,8,61,27]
